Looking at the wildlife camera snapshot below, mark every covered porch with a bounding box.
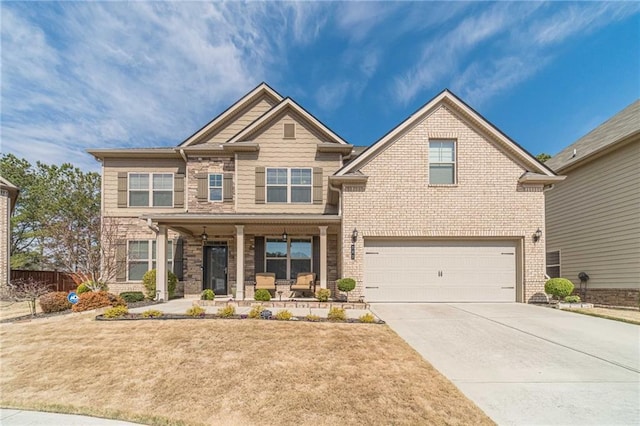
[145,213,341,301]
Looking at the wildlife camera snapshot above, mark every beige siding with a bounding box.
[546,139,640,289]
[235,109,342,214]
[341,104,547,302]
[103,158,186,217]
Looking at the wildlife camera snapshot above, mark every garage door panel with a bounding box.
[364,240,516,302]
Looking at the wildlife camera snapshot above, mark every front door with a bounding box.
[204,244,228,295]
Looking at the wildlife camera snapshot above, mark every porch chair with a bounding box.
[254,272,276,296]
[290,272,316,298]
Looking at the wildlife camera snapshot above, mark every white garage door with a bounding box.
[364,240,517,302]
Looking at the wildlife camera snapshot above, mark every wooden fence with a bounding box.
[10,270,77,292]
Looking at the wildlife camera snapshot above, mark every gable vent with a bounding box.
[284,123,295,139]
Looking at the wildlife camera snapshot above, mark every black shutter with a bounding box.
[312,236,320,281]
[173,238,184,281]
[254,237,265,273]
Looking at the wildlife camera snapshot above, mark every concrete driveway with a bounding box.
[370,303,640,426]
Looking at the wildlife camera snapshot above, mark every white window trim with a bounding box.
[265,236,312,280]
[128,172,174,207]
[265,167,312,204]
[208,173,223,203]
[127,240,173,282]
[428,140,457,185]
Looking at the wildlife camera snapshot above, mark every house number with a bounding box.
[351,244,355,260]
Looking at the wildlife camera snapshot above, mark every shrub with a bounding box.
[217,305,236,318]
[141,309,164,318]
[306,314,321,322]
[315,288,331,302]
[254,289,271,301]
[76,283,91,294]
[359,313,376,323]
[337,278,356,293]
[201,289,215,301]
[39,292,72,313]
[248,305,264,319]
[275,310,293,320]
[564,295,581,303]
[119,291,145,303]
[142,269,177,300]
[186,305,205,317]
[545,278,574,300]
[78,281,108,293]
[327,307,346,321]
[72,291,126,313]
[103,305,128,318]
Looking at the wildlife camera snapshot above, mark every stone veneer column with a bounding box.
[155,225,168,301]
[319,226,327,289]
[236,225,244,300]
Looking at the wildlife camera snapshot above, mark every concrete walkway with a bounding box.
[0,409,141,425]
[371,303,640,426]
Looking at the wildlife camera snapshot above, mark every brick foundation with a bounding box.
[576,288,640,308]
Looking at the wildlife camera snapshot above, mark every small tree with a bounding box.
[0,278,52,316]
[544,278,574,301]
[337,278,356,301]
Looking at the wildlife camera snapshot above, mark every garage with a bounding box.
[364,240,517,302]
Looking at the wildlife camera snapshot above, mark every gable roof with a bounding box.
[226,97,350,146]
[336,89,555,177]
[0,175,19,210]
[179,82,283,147]
[545,100,640,172]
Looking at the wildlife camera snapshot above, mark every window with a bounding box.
[209,173,223,202]
[128,173,173,207]
[546,251,560,278]
[265,238,312,280]
[284,123,295,138]
[429,140,456,184]
[266,168,312,203]
[127,240,173,281]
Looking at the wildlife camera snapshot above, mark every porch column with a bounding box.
[235,225,245,300]
[319,226,328,289]
[156,225,168,301]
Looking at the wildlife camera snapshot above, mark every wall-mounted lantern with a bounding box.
[533,228,542,242]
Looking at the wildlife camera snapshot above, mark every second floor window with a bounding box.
[129,173,173,207]
[266,168,312,203]
[209,173,223,202]
[429,140,456,185]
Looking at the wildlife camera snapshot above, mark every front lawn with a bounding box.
[0,314,493,425]
[569,307,640,325]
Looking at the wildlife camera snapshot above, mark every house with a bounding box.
[545,100,640,307]
[89,83,562,303]
[0,176,19,286]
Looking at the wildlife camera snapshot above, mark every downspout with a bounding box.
[147,218,159,234]
[328,180,342,216]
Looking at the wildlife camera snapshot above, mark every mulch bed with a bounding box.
[95,313,384,324]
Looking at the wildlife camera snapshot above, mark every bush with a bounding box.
[337,278,356,293]
[186,305,205,317]
[327,307,346,321]
[72,291,126,313]
[254,289,271,301]
[142,269,177,300]
[119,291,145,303]
[39,292,72,313]
[359,313,376,323]
[76,283,91,294]
[306,314,321,322]
[201,289,215,301]
[103,305,128,318]
[141,309,163,318]
[77,281,108,294]
[545,278,574,300]
[275,310,292,321]
[315,288,331,302]
[248,305,264,319]
[564,295,581,303]
[217,305,236,318]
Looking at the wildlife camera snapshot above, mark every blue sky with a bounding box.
[1,1,639,172]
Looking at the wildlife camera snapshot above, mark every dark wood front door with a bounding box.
[203,244,228,295]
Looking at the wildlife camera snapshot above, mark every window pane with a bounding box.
[266,259,287,280]
[291,187,311,203]
[429,164,455,184]
[291,259,312,278]
[546,266,560,279]
[266,240,287,257]
[267,168,287,185]
[291,169,311,185]
[210,188,222,201]
[152,241,173,261]
[290,239,311,259]
[129,191,149,206]
[429,141,455,163]
[153,191,172,206]
[129,241,149,260]
[128,262,148,281]
[129,174,149,190]
[153,174,173,190]
[267,186,287,203]
[209,174,222,187]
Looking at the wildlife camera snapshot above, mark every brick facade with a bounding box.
[0,189,10,286]
[575,288,640,308]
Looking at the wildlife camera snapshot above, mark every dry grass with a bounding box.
[571,307,640,325]
[0,301,41,320]
[0,315,493,426]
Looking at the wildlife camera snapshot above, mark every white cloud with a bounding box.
[315,81,351,111]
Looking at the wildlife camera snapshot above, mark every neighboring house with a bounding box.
[545,100,640,307]
[0,176,19,286]
[89,83,562,303]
